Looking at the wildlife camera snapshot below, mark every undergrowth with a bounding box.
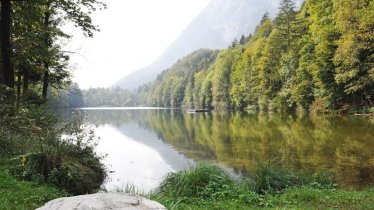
[0,105,107,195]
[149,163,372,209]
[0,162,67,210]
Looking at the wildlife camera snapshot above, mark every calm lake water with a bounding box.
[59,108,374,191]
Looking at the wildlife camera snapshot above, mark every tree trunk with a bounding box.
[23,67,29,92]
[0,0,14,93]
[42,7,51,102]
[42,67,49,101]
[16,69,21,109]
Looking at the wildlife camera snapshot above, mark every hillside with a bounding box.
[147,49,219,107]
[146,0,374,113]
[113,0,304,90]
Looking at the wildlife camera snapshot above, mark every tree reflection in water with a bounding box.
[59,109,374,189]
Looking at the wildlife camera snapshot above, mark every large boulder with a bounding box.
[36,193,166,210]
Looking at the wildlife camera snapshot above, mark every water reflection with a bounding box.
[94,125,193,192]
[62,110,195,192]
[59,109,374,190]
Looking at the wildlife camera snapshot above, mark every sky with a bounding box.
[64,0,211,89]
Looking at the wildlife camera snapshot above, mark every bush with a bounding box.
[155,164,245,200]
[309,98,328,114]
[7,109,107,195]
[49,160,105,195]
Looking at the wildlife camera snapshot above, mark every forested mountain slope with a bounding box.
[113,0,304,90]
[147,0,374,113]
[147,49,219,108]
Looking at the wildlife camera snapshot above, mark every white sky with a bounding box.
[64,0,211,89]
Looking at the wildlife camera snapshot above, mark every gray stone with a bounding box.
[36,193,166,210]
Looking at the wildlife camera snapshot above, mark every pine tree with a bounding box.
[274,0,298,52]
[239,35,246,45]
[260,11,270,24]
[333,0,374,106]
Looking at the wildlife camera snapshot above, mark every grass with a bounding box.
[274,187,374,209]
[0,159,67,210]
[1,155,373,210]
[154,163,242,199]
[149,163,374,210]
[154,187,374,210]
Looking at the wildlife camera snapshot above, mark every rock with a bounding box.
[36,193,166,210]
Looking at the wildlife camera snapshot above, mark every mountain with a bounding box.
[113,0,304,90]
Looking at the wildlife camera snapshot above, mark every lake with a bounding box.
[59,108,374,192]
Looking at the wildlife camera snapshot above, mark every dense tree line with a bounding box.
[0,0,105,109]
[147,49,219,108]
[146,0,373,113]
[83,85,150,107]
[47,0,373,113]
[0,0,107,195]
[52,84,150,108]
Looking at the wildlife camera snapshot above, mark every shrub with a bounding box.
[8,110,107,195]
[309,98,327,114]
[155,163,242,200]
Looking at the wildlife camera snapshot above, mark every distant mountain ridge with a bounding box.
[113,0,304,90]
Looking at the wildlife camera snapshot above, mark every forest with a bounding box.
[0,0,373,209]
[0,0,108,204]
[0,0,107,105]
[72,0,373,114]
[146,0,374,113]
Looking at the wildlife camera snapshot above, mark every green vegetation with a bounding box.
[0,161,67,210]
[83,85,150,107]
[150,163,374,210]
[147,49,219,108]
[142,0,374,113]
[153,187,374,210]
[0,0,106,104]
[56,0,373,113]
[1,0,372,209]
[0,0,107,207]
[37,0,372,113]
[0,105,107,195]
[51,84,151,108]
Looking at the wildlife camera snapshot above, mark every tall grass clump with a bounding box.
[155,163,249,200]
[252,163,335,194]
[151,162,337,209]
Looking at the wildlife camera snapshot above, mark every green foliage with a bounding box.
[143,0,373,113]
[212,49,236,109]
[82,85,150,107]
[252,163,335,194]
[150,162,373,210]
[0,163,67,210]
[147,49,219,108]
[1,106,107,195]
[1,0,105,104]
[156,164,244,200]
[152,186,374,210]
[333,0,374,106]
[273,186,374,210]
